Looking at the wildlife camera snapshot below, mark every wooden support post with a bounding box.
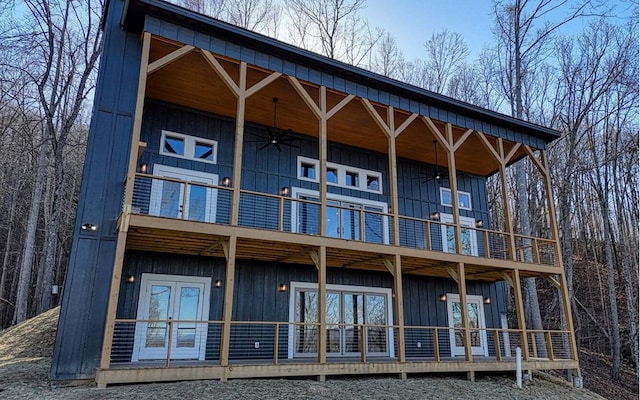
[318,88,328,237]
[433,328,440,362]
[545,331,554,361]
[493,330,502,361]
[220,236,237,368]
[456,262,473,362]
[511,269,529,360]
[393,254,406,362]
[166,320,173,367]
[498,139,517,260]
[99,32,152,372]
[360,325,367,363]
[230,63,247,226]
[274,324,280,365]
[445,125,463,254]
[317,245,327,364]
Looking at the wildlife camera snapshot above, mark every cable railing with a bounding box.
[110,319,575,368]
[129,174,559,266]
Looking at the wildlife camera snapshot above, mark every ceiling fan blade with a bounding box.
[258,142,271,151]
[275,142,283,152]
[266,127,277,140]
[275,129,292,140]
[279,142,299,148]
[246,131,270,140]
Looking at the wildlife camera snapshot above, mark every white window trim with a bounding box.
[149,164,218,223]
[296,156,383,194]
[446,293,489,357]
[132,273,211,362]
[287,281,394,359]
[440,213,479,256]
[160,130,218,164]
[290,187,390,244]
[440,187,472,210]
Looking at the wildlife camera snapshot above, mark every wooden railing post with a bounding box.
[274,323,280,364]
[493,330,502,361]
[166,319,173,367]
[545,331,554,360]
[433,328,440,362]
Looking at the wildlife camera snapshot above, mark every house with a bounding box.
[50,0,579,387]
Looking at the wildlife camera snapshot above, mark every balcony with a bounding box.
[125,173,560,278]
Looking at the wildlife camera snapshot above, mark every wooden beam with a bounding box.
[221,240,229,261]
[511,269,530,359]
[317,246,327,364]
[147,44,195,75]
[230,62,247,226]
[201,239,224,256]
[447,267,459,283]
[287,76,322,119]
[504,143,522,165]
[220,236,238,367]
[201,50,240,95]
[245,71,282,98]
[544,275,561,289]
[498,138,517,261]
[393,254,406,362]
[501,272,514,287]
[523,145,546,177]
[326,94,355,120]
[99,31,152,371]
[361,98,392,138]
[309,250,320,269]
[421,116,451,152]
[382,258,395,276]
[394,113,418,138]
[457,263,473,362]
[474,131,501,162]
[318,86,328,237]
[452,129,474,153]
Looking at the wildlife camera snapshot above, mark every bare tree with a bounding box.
[422,29,468,93]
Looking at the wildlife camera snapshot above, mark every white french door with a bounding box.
[446,294,488,357]
[132,274,211,362]
[149,164,217,222]
[289,282,394,359]
[440,214,478,256]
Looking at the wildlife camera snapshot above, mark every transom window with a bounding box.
[160,130,218,164]
[297,156,383,194]
[440,188,472,210]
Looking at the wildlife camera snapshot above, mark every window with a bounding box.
[288,282,394,359]
[160,130,217,164]
[440,188,472,210]
[296,156,383,194]
[446,294,488,357]
[440,214,478,256]
[291,187,389,244]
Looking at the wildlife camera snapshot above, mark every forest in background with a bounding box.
[0,0,636,392]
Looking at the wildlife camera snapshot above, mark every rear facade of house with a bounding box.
[50,0,579,386]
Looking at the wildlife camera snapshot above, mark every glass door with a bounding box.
[149,164,218,222]
[446,294,488,357]
[292,283,391,358]
[132,274,211,362]
[440,214,478,256]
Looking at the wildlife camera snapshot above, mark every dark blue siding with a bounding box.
[50,0,143,380]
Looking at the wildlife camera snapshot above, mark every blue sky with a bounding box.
[361,0,495,61]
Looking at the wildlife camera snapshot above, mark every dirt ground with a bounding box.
[0,308,626,400]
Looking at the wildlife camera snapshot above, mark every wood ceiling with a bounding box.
[145,38,529,177]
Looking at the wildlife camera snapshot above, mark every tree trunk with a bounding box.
[0,187,19,324]
[13,143,48,324]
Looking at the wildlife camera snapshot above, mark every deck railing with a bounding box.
[130,174,558,266]
[110,318,574,368]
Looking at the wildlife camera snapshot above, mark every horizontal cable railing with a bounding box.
[110,319,574,368]
[129,174,558,266]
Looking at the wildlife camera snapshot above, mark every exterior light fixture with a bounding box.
[430,212,440,221]
[439,293,447,302]
[215,279,222,288]
[484,296,491,304]
[139,163,148,173]
[127,275,136,283]
[280,186,290,196]
[81,223,98,231]
[221,177,231,187]
[475,219,484,228]
[278,283,288,292]
[51,285,59,295]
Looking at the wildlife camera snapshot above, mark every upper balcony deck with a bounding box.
[122,172,561,281]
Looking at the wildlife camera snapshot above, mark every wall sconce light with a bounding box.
[139,163,148,173]
[484,296,491,304]
[439,293,447,302]
[278,283,288,292]
[51,284,59,295]
[215,279,222,288]
[220,177,231,187]
[127,275,136,283]
[81,223,98,231]
[475,219,484,228]
[430,212,440,221]
[280,186,290,196]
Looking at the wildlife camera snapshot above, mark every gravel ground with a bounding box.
[0,357,608,400]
